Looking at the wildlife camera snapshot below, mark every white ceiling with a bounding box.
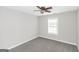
[5,6,79,16]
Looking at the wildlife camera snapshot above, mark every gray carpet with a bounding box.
[10,37,78,52]
[0,49,9,52]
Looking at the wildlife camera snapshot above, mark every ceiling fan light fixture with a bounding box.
[35,6,53,14]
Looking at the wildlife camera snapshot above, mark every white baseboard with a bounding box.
[39,36,77,46]
[8,35,77,50]
[8,36,38,50]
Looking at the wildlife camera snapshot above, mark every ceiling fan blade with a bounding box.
[46,7,52,9]
[36,6,41,9]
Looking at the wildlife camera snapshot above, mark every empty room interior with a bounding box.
[0,6,79,52]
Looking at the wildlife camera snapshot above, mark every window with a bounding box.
[48,18,58,34]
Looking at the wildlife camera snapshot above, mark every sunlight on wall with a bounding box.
[48,18,58,35]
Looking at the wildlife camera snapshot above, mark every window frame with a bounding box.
[48,18,58,34]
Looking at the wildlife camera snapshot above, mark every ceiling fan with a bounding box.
[35,6,53,14]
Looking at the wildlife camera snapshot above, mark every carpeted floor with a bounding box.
[10,37,78,52]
